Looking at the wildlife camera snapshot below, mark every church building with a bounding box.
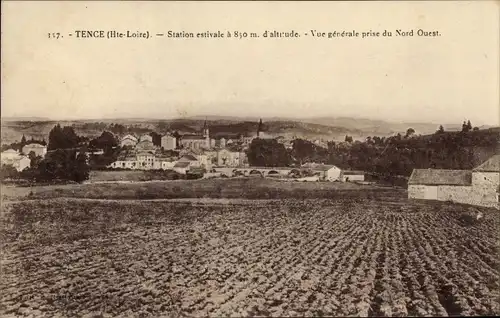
[179,120,211,150]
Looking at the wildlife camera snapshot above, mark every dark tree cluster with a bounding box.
[42,150,89,182]
[48,124,84,150]
[289,139,329,165]
[89,131,118,151]
[327,128,499,177]
[150,132,163,147]
[9,124,93,183]
[6,149,90,183]
[246,139,291,167]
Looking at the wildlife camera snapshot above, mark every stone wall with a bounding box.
[472,172,500,188]
[408,185,427,199]
[437,185,473,203]
[409,184,499,209]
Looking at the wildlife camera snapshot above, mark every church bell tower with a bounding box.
[257,118,263,138]
[203,119,210,148]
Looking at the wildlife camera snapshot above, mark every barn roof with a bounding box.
[473,155,500,172]
[343,170,365,175]
[311,164,338,172]
[408,169,472,186]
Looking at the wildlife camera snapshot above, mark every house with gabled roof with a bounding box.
[408,155,499,209]
[120,134,138,147]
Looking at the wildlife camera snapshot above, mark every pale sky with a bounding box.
[1,1,499,125]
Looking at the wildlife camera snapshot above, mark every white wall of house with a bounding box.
[1,150,20,161]
[342,174,365,182]
[173,166,189,174]
[120,138,137,147]
[324,167,342,181]
[18,156,31,171]
[408,185,427,199]
[472,171,500,188]
[22,144,47,157]
[153,161,175,170]
[161,136,176,150]
[140,134,153,142]
[409,183,498,209]
[111,161,137,169]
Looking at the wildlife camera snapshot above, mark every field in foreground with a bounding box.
[1,195,499,317]
[1,178,388,201]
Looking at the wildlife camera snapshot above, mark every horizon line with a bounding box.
[2,114,496,127]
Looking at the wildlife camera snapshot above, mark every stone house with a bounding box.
[22,143,47,157]
[120,134,138,147]
[1,149,30,171]
[301,163,342,181]
[313,165,342,181]
[110,156,137,169]
[161,135,177,151]
[136,151,155,169]
[180,135,209,150]
[408,155,499,209]
[153,158,176,170]
[136,140,156,152]
[216,149,246,167]
[341,170,365,182]
[139,134,153,142]
[173,161,191,174]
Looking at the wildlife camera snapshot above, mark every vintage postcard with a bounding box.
[1,1,499,317]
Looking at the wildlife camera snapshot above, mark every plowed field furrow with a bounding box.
[1,198,499,317]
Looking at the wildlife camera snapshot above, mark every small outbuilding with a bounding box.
[408,169,472,200]
[408,155,499,209]
[341,170,365,182]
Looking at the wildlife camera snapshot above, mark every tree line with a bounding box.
[246,125,499,178]
[1,125,91,183]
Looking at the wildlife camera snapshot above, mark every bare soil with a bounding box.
[1,195,499,317]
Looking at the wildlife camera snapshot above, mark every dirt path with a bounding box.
[1,197,286,206]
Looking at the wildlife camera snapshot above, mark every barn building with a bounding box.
[341,170,365,182]
[408,155,499,209]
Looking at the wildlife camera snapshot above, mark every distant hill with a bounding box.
[301,116,467,136]
[1,116,497,145]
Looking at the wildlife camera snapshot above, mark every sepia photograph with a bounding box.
[1,1,499,317]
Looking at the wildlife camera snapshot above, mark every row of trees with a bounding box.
[4,125,93,183]
[1,149,90,183]
[245,127,498,177]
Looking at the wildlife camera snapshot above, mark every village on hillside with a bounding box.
[0,118,366,181]
[1,118,499,209]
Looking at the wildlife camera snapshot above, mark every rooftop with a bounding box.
[408,169,472,186]
[23,143,46,148]
[179,154,198,161]
[473,154,500,172]
[342,170,365,175]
